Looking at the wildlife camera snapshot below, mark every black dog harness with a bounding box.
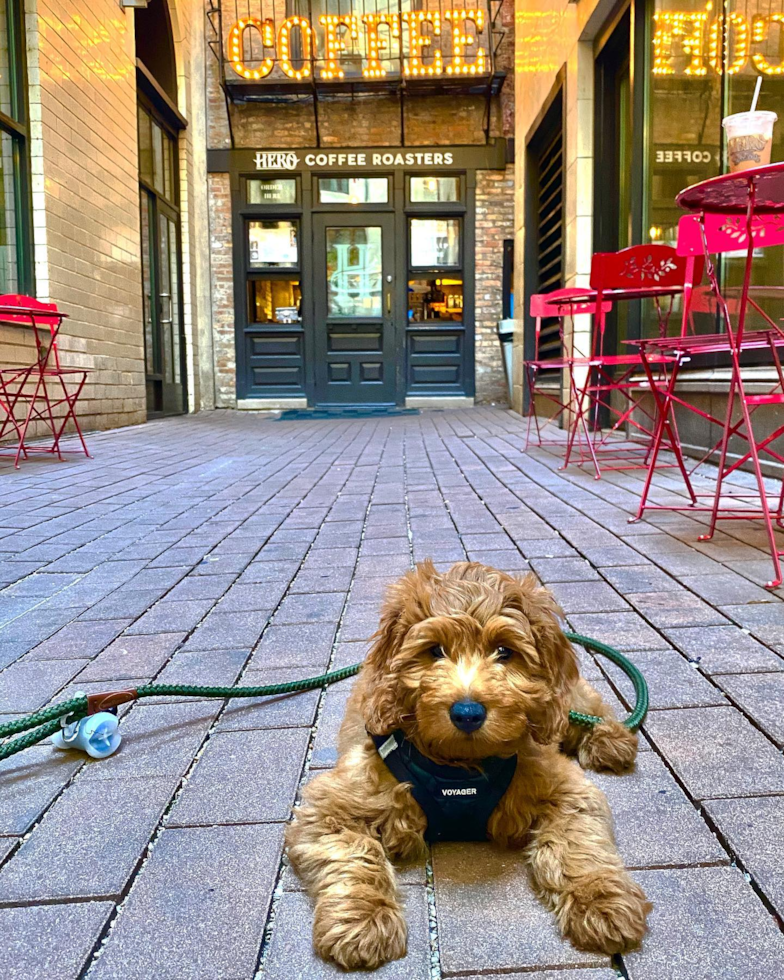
[370,730,517,843]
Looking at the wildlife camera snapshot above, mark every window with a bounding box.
[408,277,464,322]
[248,219,299,268]
[326,226,382,317]
[409,176,461,203]
[410,218,461,268]
[248,278,302,323]
[643,0,784,337]
[0,0,31,293]
[138,105,176,205]
[318,177,389,204]
[247,178,298,204]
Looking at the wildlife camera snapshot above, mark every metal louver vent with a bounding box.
[535,124,564,360]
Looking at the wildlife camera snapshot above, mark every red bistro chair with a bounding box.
[0,295,90,467]
[524,288,611,449]
[634,212,784,586]
[561,244,703,478]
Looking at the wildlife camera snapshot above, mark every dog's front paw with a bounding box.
[578,720,638,774]
[559,875,651,954]
[313,894,407,969]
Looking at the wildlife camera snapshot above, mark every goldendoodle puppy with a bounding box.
[286,561,650,970]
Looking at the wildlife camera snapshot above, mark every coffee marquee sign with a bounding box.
[654,5,784,76]
[224,4,491,83]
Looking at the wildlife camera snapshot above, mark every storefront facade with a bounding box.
[207,0,515,409]
[0,0,210,434]
[514,0,784,461]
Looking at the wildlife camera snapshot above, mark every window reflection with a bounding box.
[248,178,297,204]
[645,0,784,335]
[408,278,463,322]
[410,218,460,267]
[318,177,389,204]
[326,226,382,317]
[249,279,302,323]
[249,220,299,268]
[410,176,460,202]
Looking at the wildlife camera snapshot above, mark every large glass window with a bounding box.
[138,99,186,415]
[138,106,176,205]
[0,0,31,293]
[645,0,784,333]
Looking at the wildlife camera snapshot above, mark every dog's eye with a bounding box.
[430,645,446,659]
[495,646,515,662]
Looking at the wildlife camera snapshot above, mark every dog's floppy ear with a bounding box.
[508,573,579,746]
[361,561,437,733]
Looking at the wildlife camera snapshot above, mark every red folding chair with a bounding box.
[561,244,703,478]
[634,212,784,586]
[0,295,90,467]
[524,289,610,449]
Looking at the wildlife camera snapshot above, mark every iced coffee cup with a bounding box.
[723,111,777,173]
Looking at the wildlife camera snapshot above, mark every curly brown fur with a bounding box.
[286,561,651,968]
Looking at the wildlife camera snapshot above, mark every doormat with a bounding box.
[276,406,420,421]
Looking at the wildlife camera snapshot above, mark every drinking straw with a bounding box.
[751,75,762,112]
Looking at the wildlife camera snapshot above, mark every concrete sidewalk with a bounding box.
[1,408,783,980]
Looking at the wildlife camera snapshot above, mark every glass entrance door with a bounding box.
[138,102,186,416]
[313,212,396,405]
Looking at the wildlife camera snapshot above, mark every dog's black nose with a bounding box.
[449,699,487,733]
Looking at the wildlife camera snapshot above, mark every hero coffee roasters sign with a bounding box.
[254,149,458,171]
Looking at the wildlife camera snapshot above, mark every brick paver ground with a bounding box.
[2,408,784,979]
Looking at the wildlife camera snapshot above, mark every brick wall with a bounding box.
[208,173,236,408]
[475,165,514,404]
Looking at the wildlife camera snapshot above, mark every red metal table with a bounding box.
[0,298,89,468]
[632,163,784,587]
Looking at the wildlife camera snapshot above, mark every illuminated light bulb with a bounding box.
[403,11,442,77]
[279,16,313,79]
[320,13,358,80]
[227,18,274,80]
[751,13,784,75]
[725,12,749,74]
[444,10,486,76]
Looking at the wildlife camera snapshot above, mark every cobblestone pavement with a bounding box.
[2,408,784,980]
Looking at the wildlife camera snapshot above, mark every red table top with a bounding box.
[0,305,68,320]
[626,329,784,355]
[676,162,784,214]
[550,285,685,305]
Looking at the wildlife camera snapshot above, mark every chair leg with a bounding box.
[561,367,586,471]
[699,365,738,545]
[734,374,784,589]
[52,372,91,458]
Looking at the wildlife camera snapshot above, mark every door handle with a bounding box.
[386,290,392,315]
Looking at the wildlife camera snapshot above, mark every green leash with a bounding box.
[0,633,648,763]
